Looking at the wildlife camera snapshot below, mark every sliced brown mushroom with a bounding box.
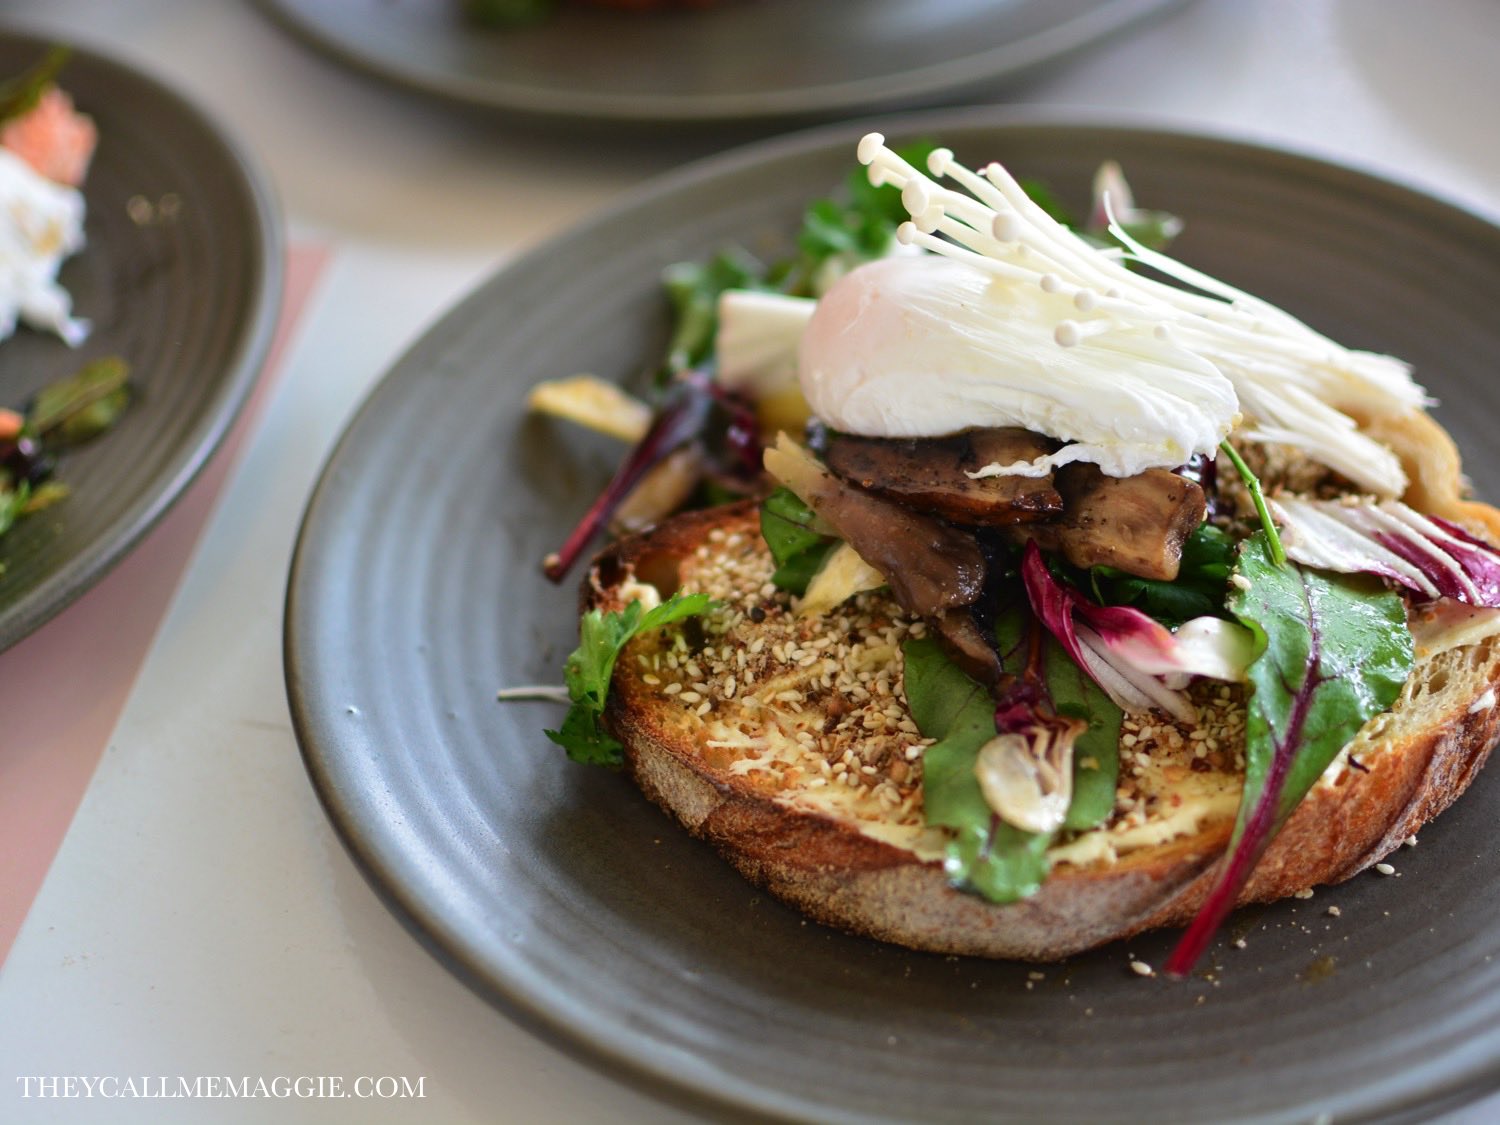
[822,428,1063,527]
[1016,464,1206,581]
[932,609,1002,685]
[764,437,985,617]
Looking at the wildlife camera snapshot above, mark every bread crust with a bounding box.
[588,500,1500,961]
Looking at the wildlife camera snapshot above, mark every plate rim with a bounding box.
[284,105,1500,1122]
[0,26,285,649]
[252,0,1194,125]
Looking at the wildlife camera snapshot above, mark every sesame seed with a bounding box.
[1375,863,1396,876]
[635,522,1270,886]
[1129,960,1154,978]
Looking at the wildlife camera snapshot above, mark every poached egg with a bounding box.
[798,253,1237,479]
[786,134,1424,494]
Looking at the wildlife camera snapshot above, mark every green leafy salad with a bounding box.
[1,357,132,566]
[0,50,129,570]
[529,133,1500,973]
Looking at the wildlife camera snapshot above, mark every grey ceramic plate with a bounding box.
[285,109,1500,1123]
[0,30,281,650]
[254,0,1188,125]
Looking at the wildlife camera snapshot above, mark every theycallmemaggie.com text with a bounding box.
[15,1075,426,1100]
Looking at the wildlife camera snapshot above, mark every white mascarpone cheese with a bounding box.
[0,145,88,346]
[798,254,1238,478]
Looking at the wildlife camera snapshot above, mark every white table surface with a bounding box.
[2,1,1498,1121]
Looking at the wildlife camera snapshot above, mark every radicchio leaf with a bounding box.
[1275,497,1500,608]
[1020,543,1253,722]
[543,370,758,582]
[1432,516,1500,604]
[1164,532,1412,976]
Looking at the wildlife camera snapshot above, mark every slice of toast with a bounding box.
[584,501,1500,961]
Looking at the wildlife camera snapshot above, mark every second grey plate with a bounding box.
[255,0,1189,125]
[0,31,281,650]
[286,110,1500,1123]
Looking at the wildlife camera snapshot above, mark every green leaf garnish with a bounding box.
[785,143,935,294]
[21,479,67,514]
[1043,628,1124,831]
[0,358,132,556]
[759,486,824,559]
[546,591,718,766]
[758,486,837,595]
[1234,535,1412,824]
[659,145,1160,396]
[28,356,132,443]
[1109,211,1185,252]
[1090,523,1236,626]
[1219,441,1286,566]
[0,480,31,537]
[1020,174,1183,253]
[904,615,1122,903]
[905,634,1051,901]
[661,249,767,376]
[1165,533,1413,974]
[994,605,1122,832]
[0,46,69,125]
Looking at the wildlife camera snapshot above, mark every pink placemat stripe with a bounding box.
[0,244,329,967]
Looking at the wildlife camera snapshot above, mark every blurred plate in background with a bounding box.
[254,0,1190,125]
[0,30,282,651]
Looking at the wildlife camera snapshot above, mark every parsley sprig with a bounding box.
[546,592,719,766]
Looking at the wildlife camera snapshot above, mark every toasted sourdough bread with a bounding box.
[586,494,1500,961]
